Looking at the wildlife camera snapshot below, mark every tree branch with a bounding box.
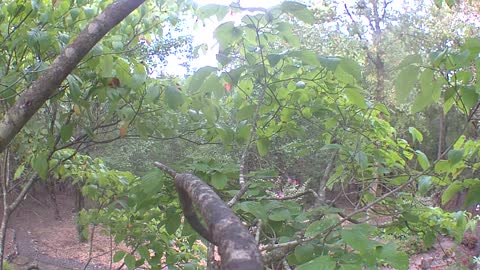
[0,0,146,153]
[154,162,263,270]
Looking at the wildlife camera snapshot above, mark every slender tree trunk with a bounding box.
[0,149,10,270]
[47,180,61,220]
[437,105,445,159]
[316,151,337,205]
[74,183,87,242]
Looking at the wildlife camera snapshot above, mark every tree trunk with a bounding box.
[316,151,337,205]
[47,181,61,220]
[0,150,10,270]
[437,105,446,159]
[74,184,87,242]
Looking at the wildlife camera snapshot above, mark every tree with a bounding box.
[0,0,266,268]
[0,0,146,266]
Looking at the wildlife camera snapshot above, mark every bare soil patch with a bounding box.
[5,190,128,270]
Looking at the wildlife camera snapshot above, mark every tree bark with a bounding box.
[154,162,263,270]
[316,150,337,205]
[0,0,146,154]
[74,184,87,242]
[437,105,445,159]
[0,149,11,270]
[47,181,61,220]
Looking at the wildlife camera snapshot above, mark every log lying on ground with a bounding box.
[154,162,263,270]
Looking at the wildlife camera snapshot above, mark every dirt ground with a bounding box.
[5,190,129,270]
[1,188,479,270]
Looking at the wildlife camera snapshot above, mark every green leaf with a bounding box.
[460,86,478,110]
[188,66,217,93]
[395,65,419,103]
[165,208,181,234]
[115,57,131,87]
[66,75,81,102]
[113,251,125,262]
[464,38,480,53]
[398,54,422,68]
[281,1,315,24]
[320,144,342,151]
[297,256,336,270]
[378,243,409,270]
[318,56,341,71]
[434,0,442,8]
[423,231,436,248]
[434,160,450,174]
[211,173,228,189]
[305,218,337,238]
[131,63,147,88]
[60,123,73,142]
[236,201,268,220]
[345,88,367,109]
[202,75,225,99]
[137,246,150,261]
[14,164,25,180]
[465,185,480,208]
[145,85,161,103]
[442,182,463,205]
[412,84,434,113]
[454,211,467,241]
[267,53,283,67]
[390,176,409,185]
[448,149,464,165]
[412,68,441,113]
[99,55,114,78]
[338,58,362,82]
[165,85,184,109]
[418,176,432,196]
[216,125,234,146]
[415,150,430,170]
[124,253,135,269]
[214,22,242,50]
[269,208,290,221]
[141,170,164,195]
[340,265,361,270]
[197,4,229,20]
[32,152,48,179]
[408,127,423,144]
[342,228,369,253]
[289,50,320,66]
[355,151,368,169]
[256,138,270,157]
[294,244,315,264]
[444,90,455,114]
[454,135,466,149]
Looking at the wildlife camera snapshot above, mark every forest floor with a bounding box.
[5,190,128,270]
[1,189,479,270]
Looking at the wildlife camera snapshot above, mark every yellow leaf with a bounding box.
[73,105,81,115]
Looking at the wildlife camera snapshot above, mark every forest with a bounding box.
[0,0,479,269]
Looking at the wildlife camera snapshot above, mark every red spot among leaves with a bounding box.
[277,193,283,198]
[224,83,232,93]
[107,78,121,88]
